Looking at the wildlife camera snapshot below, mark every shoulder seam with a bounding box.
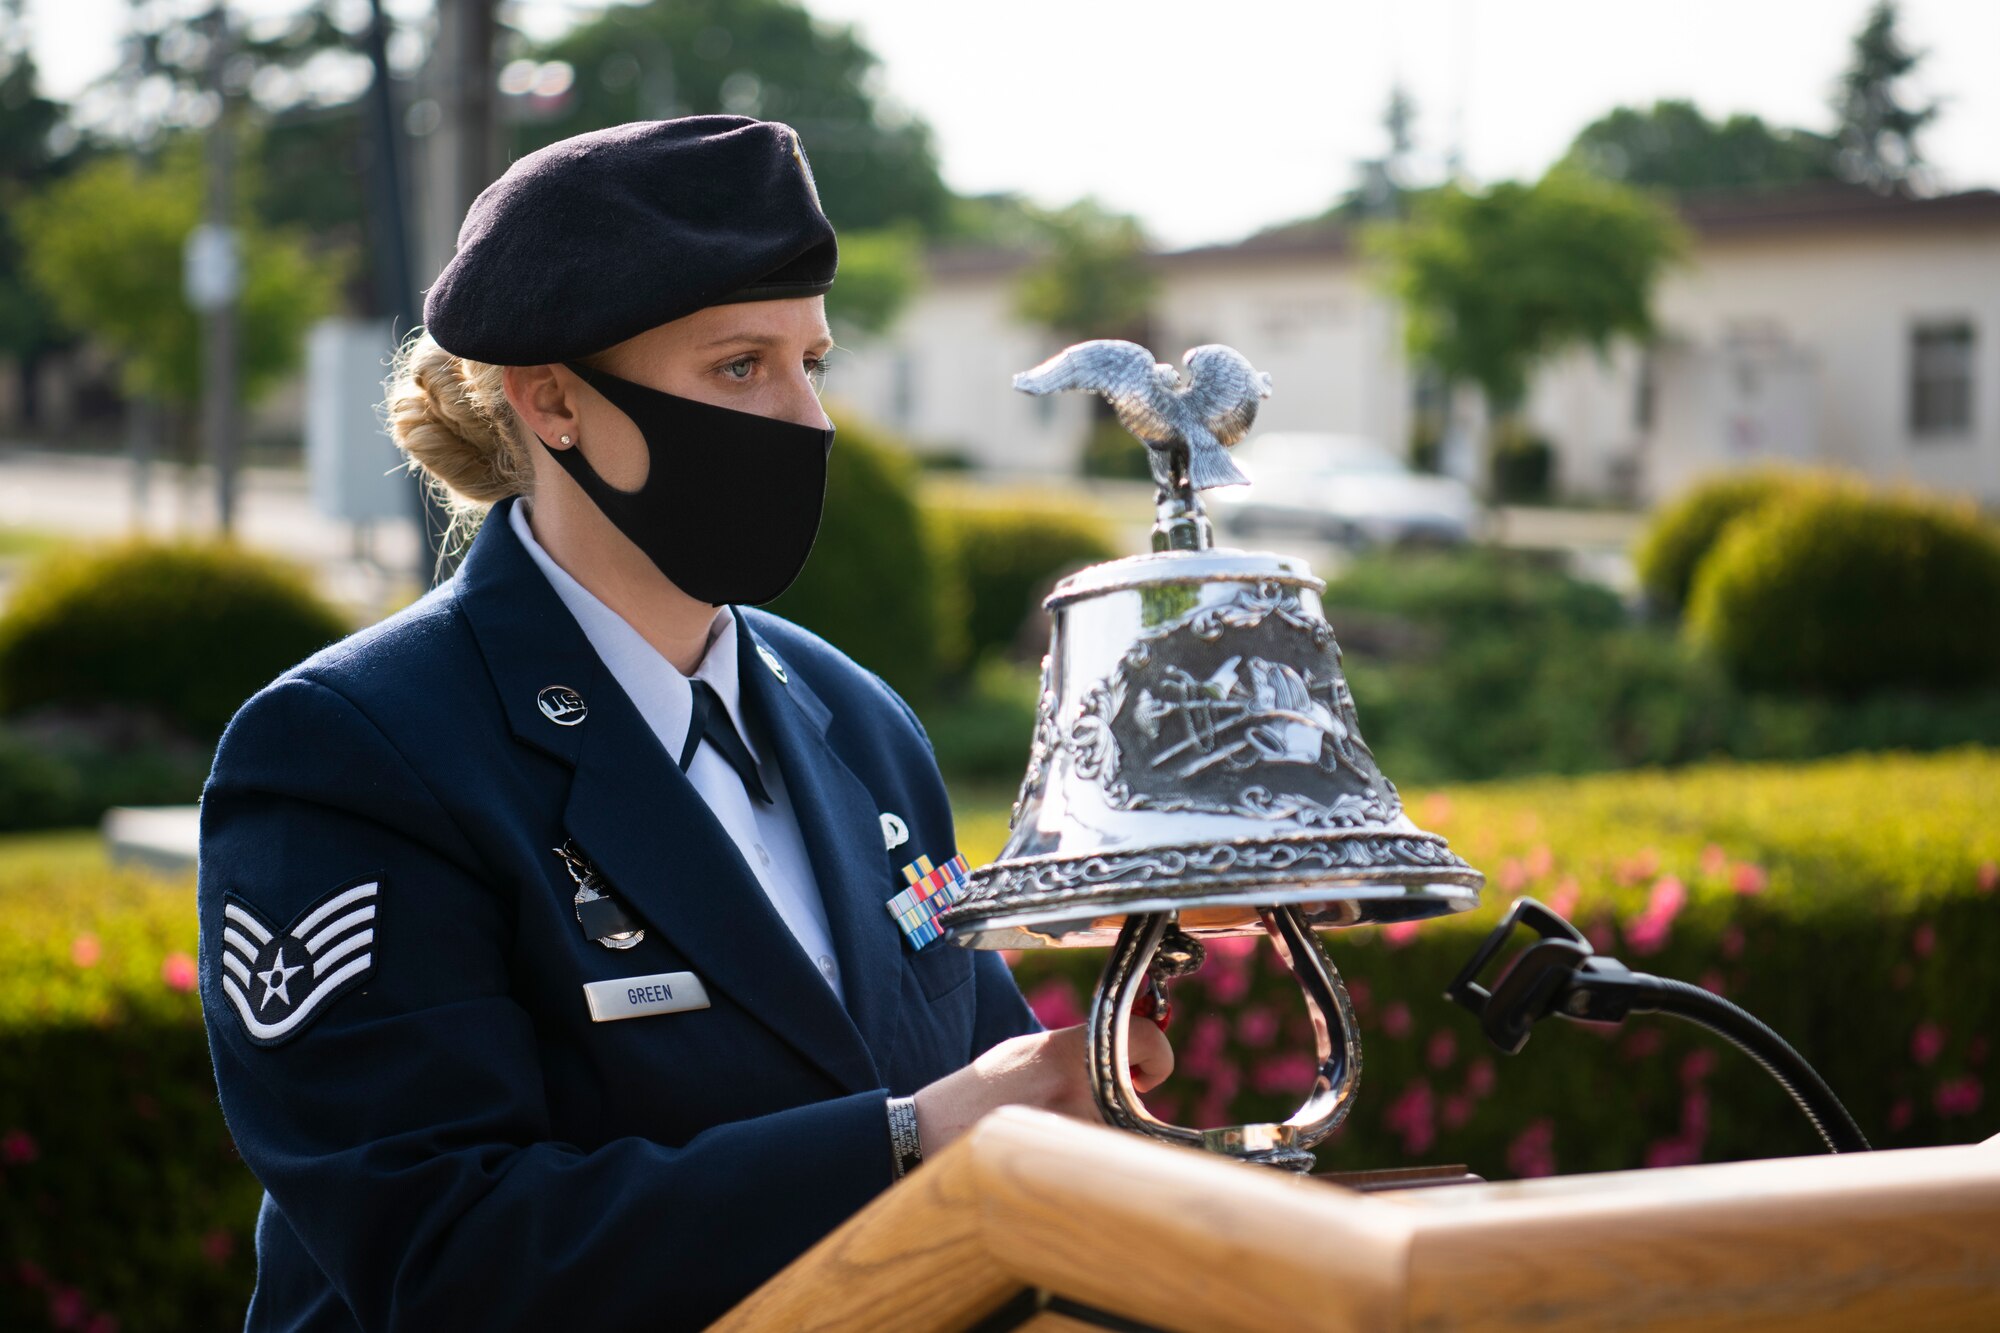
[283,674,490,881]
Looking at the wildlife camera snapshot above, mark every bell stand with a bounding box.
[1085,445,1367,1172]
[1090,908,1365,1171]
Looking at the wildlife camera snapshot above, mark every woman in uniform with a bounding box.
[197,116,1173,1331]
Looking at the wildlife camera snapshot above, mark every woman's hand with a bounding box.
[911,1017,1176,1156]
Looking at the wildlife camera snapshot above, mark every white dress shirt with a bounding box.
[508,500,845,1002]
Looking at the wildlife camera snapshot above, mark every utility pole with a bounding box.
[190,3,242,535]
[412,0,500,582]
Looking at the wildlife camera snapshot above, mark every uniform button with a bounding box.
[755,843,773,868]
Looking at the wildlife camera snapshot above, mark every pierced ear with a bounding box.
[501,364,580,449]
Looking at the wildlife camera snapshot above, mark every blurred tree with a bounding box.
[14,136,344,449]
[1561,100,1838,194]
[75,0,426,318]
[1012,199,1155,344]
[1832,0,1938,194]
[943,191,1054,249]
[0,0,78,416]
[1371,169,1685,483]
[824,224,920,337]
[521,0,951,235]
[1345,83,1418,219]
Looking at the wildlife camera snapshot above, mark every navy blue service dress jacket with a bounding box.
[197,496,1041,1331]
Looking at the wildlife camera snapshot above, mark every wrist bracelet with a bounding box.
[886,1095,923,1180]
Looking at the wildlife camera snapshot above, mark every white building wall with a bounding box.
[828,269,1090,475]
[833,255,1411,477]
[1647,225,2000,503]
[1146,260,1410,453]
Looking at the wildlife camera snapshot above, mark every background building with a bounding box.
[833,185,2000,506]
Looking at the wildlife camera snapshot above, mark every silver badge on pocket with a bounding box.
[554,841,644,950]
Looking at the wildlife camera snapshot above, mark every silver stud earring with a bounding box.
[559,433,573,446]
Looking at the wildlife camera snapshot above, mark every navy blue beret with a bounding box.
[422,116,837,365]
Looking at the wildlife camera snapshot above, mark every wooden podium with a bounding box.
[714,1107,2000,1332]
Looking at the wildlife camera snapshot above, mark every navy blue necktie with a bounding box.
[679,679,772,805]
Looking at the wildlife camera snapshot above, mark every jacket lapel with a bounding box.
[734,611,908,1069]
[455,500,879,1095]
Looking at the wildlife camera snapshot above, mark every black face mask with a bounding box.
[541,359,834,606]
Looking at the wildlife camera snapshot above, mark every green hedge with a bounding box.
[0,542,349,741]
[5,751,1993,1327]
[1003,748,2000,1178]
[0,716,211,834]
[922,489,1115,671]
[1315,546,2000,786]
[1689,487,2000,695]
[1632,468,1822,617]
[0,835,259,1332]
[767,414,954,703]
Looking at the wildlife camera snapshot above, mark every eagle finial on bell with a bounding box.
[940,341,1484,1170]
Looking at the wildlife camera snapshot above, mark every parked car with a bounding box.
[1208,432,1479,548]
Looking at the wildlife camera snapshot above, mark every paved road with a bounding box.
[0,446,427,620]
[0,448,1644,622]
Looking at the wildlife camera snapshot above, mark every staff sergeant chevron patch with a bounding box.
[219,877,381,1047]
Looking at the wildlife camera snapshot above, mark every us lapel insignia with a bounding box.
[555,841,645,950]
[886,853,971,951]
[219,877,380,1047]
[880,811,909,850]
[755,643,788,683]
[538,685,587,726]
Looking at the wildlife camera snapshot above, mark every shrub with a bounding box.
[767,413,955,703]
[922,492,1116,670]
[1489,426,1555,504]
[1633,468,1824,617]
[1077,417,1153,481]
[921,658,1042,785]
[0,834,259,1332]
[0,542,349,740]
[0,711,213,833]
[1326,547,1624,638]
[0,729,84,832]
[1688,488,2000,695]
[1002,749,2000,1180]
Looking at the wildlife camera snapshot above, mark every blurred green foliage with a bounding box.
[1012,200,1156,344]
[0,834,259,1333]
[1323,546,2000,786]
[1562,100,1839,193]
[1077,417,1155,481]
[12,136,344,410]
[0,715,209,833]
[1689,487,2000,695]
[0,541,349,741]
[1833,0,1939,194]
[1371,169,1686,414]
[1488,424,1555,503]
[1003,748,2000,1177]
[1632,468,1827,617]
[522,0,951,235]
[768,414,949,702]
[921,490,1115,669]
[824,225,923,337]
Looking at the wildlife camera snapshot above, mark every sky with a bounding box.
[22,0,2000,249]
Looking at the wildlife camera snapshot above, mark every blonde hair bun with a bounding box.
[384,330,534,511]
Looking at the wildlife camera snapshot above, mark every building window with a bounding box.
[1909,321,1975,438]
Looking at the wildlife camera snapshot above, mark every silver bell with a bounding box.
[938,339,1484,1170]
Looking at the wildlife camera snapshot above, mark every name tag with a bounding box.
[582,971,711,1023]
